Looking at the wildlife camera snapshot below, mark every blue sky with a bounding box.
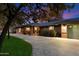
[63,3,79,19]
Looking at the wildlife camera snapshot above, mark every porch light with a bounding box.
[34,27,38,31]
[49,26,54,30]
[26,27,30,31]
[69,25,72,28]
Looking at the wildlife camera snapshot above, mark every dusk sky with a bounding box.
[63,3,79,19]
[16,3,79,19]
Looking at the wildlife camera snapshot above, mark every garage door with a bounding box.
[67,24,79,39]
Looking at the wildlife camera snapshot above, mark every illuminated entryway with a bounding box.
[34,27,39,35]
[16,28,22,33]
[61,24,67,38]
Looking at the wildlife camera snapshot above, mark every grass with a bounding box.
[0,36,32,56]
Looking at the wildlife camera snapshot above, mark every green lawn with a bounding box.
[0,36,32,56]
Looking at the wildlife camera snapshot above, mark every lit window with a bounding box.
[34,27,38,31]
[18,28,21,32]
[26,27,30,31]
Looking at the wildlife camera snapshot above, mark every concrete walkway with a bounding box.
[11,34,79,56]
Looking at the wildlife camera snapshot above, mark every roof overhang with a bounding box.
[15,18,79,28]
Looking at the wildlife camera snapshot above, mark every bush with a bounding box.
[49,30,56,37]
[39,29,56,37]
[39,29,50,37]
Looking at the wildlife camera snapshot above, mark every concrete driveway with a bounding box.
[11,34,79,56]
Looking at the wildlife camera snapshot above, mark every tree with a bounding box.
[0,3,75,51]
[24,3,75,22]
[47,3,75,19]
[0,3,23,51]
[0,14,7,28]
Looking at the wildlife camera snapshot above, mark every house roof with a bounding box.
[15,18,79,28]
[56,18,79,24]
[31,18,79,26]
[15,24,31,28]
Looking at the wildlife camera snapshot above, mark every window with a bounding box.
[18,28,21,32]
[26,27,30,31]
[34,27,38,31]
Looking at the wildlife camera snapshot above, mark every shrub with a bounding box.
[39,29,50,37]
[39,28,56,37]
[49,30,56,37]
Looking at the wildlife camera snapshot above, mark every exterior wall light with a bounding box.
[49,26,54,30]
[69,25,72,28]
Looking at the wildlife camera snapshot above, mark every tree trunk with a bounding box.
[7,28,10,39]
[0,4,22,51]
[0,20,11,52]
[0,16,13,50]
